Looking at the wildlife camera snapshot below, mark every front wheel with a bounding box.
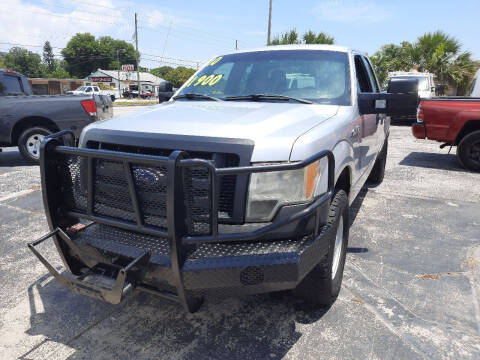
[457,130,480,172]
[294,190,349,306]
[18,127,52,164]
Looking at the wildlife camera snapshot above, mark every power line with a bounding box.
[0,42,200,68]
[4,6,132,27]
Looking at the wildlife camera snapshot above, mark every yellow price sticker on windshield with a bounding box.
[208,56,223,66]
[185,74,223,87]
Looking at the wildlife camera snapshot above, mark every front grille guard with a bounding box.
[30,131,335,312]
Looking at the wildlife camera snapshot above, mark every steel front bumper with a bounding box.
[29,131,335,312]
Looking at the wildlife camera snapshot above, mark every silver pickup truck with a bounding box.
[29,45,417,312]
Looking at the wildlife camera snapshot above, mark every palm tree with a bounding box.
[303,30,334,44]
[371,31,477,94]
[270,29,334,46]
[412,31,476,95]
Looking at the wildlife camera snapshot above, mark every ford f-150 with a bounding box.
[28,45,417,312]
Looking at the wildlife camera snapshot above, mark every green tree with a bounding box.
[270,29,334,46]
[271,29,300,45]
[303,30,334,44]
[163,66,196,88]
[3,47,45,77]
[151,66,174,79]
[47,66,71,79]
[43,41,55,73]
[97,36,137,70]
[62,33,100,78]
[370,42,414,84]
[62,34,138,78]
[370,31,477,94]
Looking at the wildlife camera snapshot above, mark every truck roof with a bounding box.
[388,71,435,78]
[0,68,21,76]
[222,44,352,56]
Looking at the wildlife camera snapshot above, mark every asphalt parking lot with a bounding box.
[0,110,479,359]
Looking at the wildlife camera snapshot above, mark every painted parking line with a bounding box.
[0,187,39,203]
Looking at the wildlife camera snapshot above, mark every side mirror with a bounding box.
[386,78,419,115]
[358,78,419,116]
[158,81,173,92]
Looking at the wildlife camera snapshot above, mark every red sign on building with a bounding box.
[89,77,112,82]
[122,64,134,71]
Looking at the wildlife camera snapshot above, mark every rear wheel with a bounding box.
[294,190,349,306]
[18,127,52,164]
[457,130,480,172]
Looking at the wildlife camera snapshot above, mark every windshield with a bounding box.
[393,76,430,91]
[177,50,351,105]
[76,86,86,91]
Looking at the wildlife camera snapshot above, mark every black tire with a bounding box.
[456,130,480,172]
[368,138,388,184]
[17,127,52,164]
[294,190,349,306]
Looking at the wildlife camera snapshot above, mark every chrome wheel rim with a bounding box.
[26,134,45,159]
[331,215,344,280]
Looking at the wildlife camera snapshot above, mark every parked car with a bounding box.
[470,69,480,97]
[28,45,417,312]
[385,71,435,122]
[412,97,480,171]
[122,85,155,99]
[67,85,119,101]
[0,69,113,163]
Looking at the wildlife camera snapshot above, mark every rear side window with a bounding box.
[362,57,380,92]
[93,87,99,91]
[0,74,23,95]
[354,55,372,93]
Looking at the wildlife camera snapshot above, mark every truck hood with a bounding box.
[85,101,339,161]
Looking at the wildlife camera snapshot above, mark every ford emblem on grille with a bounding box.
[134,168,161,185]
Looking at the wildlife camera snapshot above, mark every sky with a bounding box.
[1,0,479,70]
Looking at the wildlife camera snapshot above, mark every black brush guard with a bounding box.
[29,131,335,312]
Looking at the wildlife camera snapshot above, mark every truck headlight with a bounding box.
[246,161,320,221]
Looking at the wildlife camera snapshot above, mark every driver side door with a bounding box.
[354,55,381,172]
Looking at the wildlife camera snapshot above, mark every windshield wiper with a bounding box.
[224,94,313,104]
[173,93,222,101]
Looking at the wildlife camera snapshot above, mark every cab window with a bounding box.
[354,55,372,93]
[0,74,23,95]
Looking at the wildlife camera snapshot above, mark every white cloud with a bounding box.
[315,0,392,23]
[0,0,145,55]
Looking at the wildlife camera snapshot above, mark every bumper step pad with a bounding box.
[28,228,184,306]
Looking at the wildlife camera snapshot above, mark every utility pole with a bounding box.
[116,49,121,98]
[235,40,238,51]
[267,0,273,45]
[135,13,141,96]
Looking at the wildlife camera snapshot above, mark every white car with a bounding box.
[387,71,436,98]
[67,86,120,101]
[470,69,480,97]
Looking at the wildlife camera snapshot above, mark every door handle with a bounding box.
[350,125,360,139]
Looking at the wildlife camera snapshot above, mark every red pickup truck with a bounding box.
[412,98,480,171]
